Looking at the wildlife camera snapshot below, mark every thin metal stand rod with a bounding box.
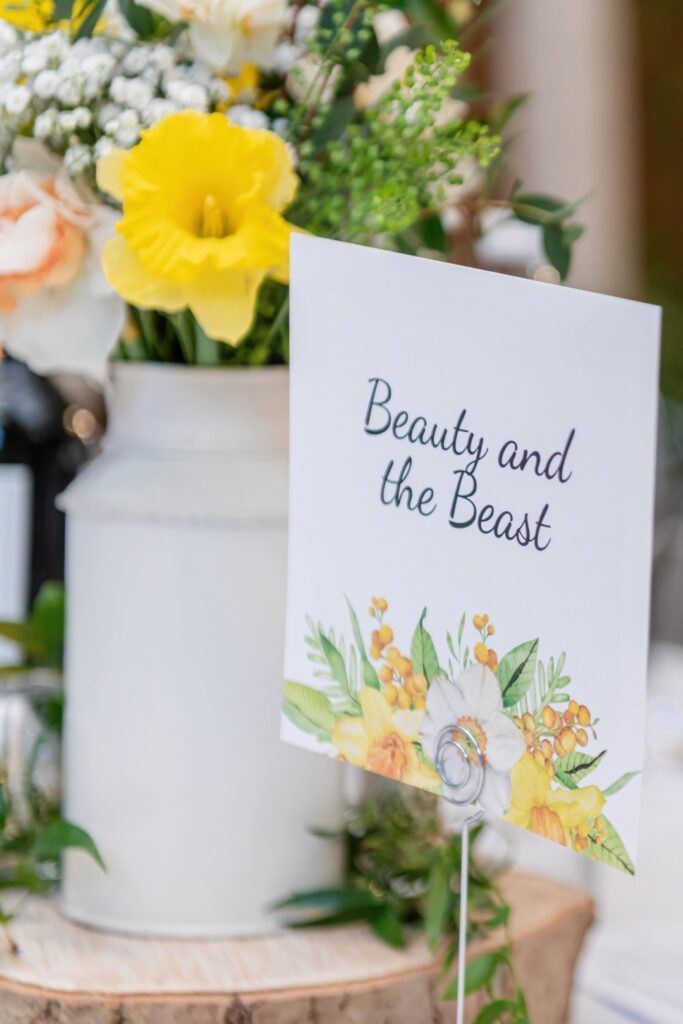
[456,817,471,1024]
[433,723,486,1024]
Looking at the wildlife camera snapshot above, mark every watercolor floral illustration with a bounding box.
[283,597,639,873]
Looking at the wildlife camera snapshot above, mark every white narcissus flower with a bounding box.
[142,0,288,73]
[0,141,124,382]
[420,663,526,817]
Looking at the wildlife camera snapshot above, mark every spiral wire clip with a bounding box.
[434,723,486,1024]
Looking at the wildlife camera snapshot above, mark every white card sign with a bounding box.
[282,235,661,873]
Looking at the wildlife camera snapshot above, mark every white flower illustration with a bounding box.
[421,663,525,816]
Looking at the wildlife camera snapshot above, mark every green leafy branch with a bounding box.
[0,584,104,941]
[274,790,529,1020]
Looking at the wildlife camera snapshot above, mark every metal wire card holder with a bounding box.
[434,723,486,1024]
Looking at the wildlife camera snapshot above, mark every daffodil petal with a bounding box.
[332,716,368,767]
[96,148,126,202]
[359,687,394,746]
[101,235,186,311]
[547,785,605,829]
[185,267,265,345]
[506,753,552,825]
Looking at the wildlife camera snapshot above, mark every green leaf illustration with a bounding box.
[602,771,640,798]
[554,750,606,788]
[318,632,350,692]
[411,608,441,682]
[283,682,338,741]
[345,597,381,690]
[587,815,635,875]
[497,639,538,708]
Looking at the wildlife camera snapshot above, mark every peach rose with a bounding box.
[0,172,90,311]
[0,141,124,381]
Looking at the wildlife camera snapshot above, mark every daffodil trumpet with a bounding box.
[97,111,299,348]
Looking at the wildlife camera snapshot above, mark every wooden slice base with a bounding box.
[0,873,592,1023]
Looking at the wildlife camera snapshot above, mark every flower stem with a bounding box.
[194,319,221,367]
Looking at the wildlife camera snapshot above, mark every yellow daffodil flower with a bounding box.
[506,753,604,847]
[332,687,441,791]
[97,111,298,345]
[0,0,96,31]
[0,0,53,30]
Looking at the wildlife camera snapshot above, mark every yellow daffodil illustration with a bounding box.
[332,687,441,791]
[97,111,298,345]
[505,753,604,847]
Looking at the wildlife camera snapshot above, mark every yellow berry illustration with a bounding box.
[378,624,393,646]
[397,688,411,709]
[370,643,381,660]
[368,606,376,617]
[577,705,591,726]
[412,673,428,694]
[541,739,553,761]
[378,664,393,685]
[474,642,489,665]
[473,614,483,630]
[377,598,388,612]
[522,712,535,733]
[384,682,398,705]
[487,624,495,636]
[487,649,498,672]
[568,699,579,716]
[482,614,489,625]
[387,647,400,665]
[541,705,556,729]
[398,657,412,679]
[575,727,588,747]
[558,727,577,754]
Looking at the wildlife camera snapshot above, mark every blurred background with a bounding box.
[0,0,681,1020]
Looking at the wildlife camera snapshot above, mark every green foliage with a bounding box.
[275,790,528,1018]
[0,581,65,674]
[509,192,584,281]
[0,583,103,940]
[287,37,500,244]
